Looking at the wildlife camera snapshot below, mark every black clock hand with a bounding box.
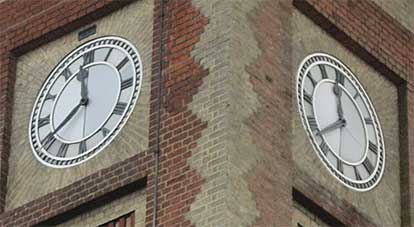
[333,83,344,119]
[316,119,346,136]
[52,100,85,134]
[77,66,89,102]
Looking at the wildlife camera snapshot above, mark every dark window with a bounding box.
[98,211,135,227]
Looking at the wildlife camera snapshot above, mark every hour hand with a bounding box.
[333,83,344,119]
[77,67,88,102]
[316,119,346,136]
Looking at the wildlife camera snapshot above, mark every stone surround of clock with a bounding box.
[292,10,400,225]
[6,0,152,210]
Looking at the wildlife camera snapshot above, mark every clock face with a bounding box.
[29,36,142,168]
[296,53,385,191]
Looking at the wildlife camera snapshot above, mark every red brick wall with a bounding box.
[146,0,208,226]
[246,0,294,226]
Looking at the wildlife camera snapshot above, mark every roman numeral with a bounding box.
[57,143,69,157]
[363,159,374,174]
[335,69,344,85]
[104,48,113,61]
[62,69,72,81]
[113,102,127,115]
[337,159,343,173]
[79,141,87,154]
[307,72,317,87]
[121,78,134,90]
[38,115,50,128]
[319,140,330,155]
[303,91,313,104]
[101,127,110,137]
[353,92,360,100]
[116,57,129,70]
[354,166,362,181]
[41,133,56,150]
[45,93,56,101]
[365,118,373,125]
[307,116,318,132]
[368,141,378,155]
[83,50,95,65]
[318,64,328,79]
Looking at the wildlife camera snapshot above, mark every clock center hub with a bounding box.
[51,62,121,143]
[313,80,368,165]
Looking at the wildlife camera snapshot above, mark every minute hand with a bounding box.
[53,101,83,134]
[333,83,344,119]
[78,67,88,100]
[316,119,346,136]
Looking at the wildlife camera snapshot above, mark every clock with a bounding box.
[29,36,142,168]
[296,53,385,191]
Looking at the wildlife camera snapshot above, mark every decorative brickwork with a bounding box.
[0,152,151,227]
[146,0,209,226]
[246,0,294,226]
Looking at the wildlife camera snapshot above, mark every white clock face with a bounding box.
[29,36,142,168]
[296,53,385,191]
